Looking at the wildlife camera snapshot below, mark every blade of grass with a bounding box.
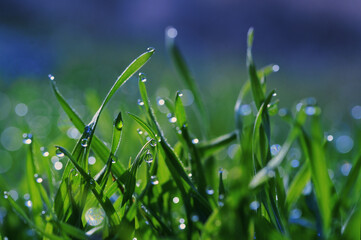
[166,27,208,134]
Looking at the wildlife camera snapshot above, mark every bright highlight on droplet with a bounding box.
[54,161,63,170]
[48,74,55,81]
[85,208,105,226]
[169,117,177,123]
[36,178,43,183]
[272,65,280,72]
[25,200,32,208]
[158,99,165,106]
[166,27,178,38]
[173,197,180,204]
[327,135,334,142]
[88,156,96,165]
[192,138,199,144]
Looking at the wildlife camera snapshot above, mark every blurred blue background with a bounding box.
[1,0,361,184]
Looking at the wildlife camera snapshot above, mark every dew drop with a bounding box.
[272,65,280,72]
[56,148,64,158]
[150,175,159,185]
[250,201,260,211]
[290,208,302,219]
[272,92,277,97]
[270,144,281,156]
[48,74,55,81]
[179,223,186,230]
[25,200,33,208]
[3,191,8,199]
[81,138,88,147]
[206,187,214,195]
[178,91,183,97]
[137,99,144,106]
[305,106,316,115]
[22,133,32,145]
[192,138,199,144]
[166,27,178,39]
[147,47,155,53]
[326,135,334,142]
[157,98,165,106]
[150,139,157,147]
[85,208,105,226]
[137,128,143,135]
[191,214,199,222]
[341,162,352,176]
[40,147,49,157]
[290,159,300,168]
[169,117,177,123]
[54,161,63,170]
[88,156,96,165]
[139,72,147,82]
[144,151,153,164]
[173,197,180,204]
[36,178,43,183]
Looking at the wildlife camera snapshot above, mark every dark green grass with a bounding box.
[1,28,361,240]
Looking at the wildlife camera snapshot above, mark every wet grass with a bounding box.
[1,28,361,239]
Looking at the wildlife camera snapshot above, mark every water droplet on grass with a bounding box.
[206,187,214,195]
[56,148,64,158]
[290,159,300,168]
[144,151,153,164]
[150,176,159,185]
[192,138,199,144]
[48,74,55,81]
[36,178,43,183]
[326,135,334,141]
[270,144,281,156]
[81,138,88,147]
[147,47,155,53]
[3,192,8,199]
[157,98,165,106]
[88,156,96,165]
[54,161,63,170]
[25,200,32,208]
[341,162,352,176]
[137,99,144,106]
[40,147,49,157]
[22,133,32,144]
[173,197,180,204]
[139,72,147,82]
[85,208,105,226]
[272,65,280,72]
[250,201,260,210]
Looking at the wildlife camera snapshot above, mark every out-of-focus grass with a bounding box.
[0,28,361,239]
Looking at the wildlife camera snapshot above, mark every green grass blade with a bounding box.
[197,131,237,158]
[128,113,157,140]
[285,162,311,210]
[246,27,265,109]
[88,49,154,128]
[25,136,44,228]
[50,79,125,174]
[6,195,66,240]
[58,222,88,240]
[166,27,208,132]
[56,146,121,226]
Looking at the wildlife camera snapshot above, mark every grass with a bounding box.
[1,28,361,239]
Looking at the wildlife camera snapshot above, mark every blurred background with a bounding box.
[1,0,361,224]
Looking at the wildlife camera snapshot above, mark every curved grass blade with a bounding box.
[197,131,237,158]
[128,113,157,140]
[88,49,154,129]
[50,79,125,174]
[138,79,212,217]
[56,146,121,226]
[121,139,152,206]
